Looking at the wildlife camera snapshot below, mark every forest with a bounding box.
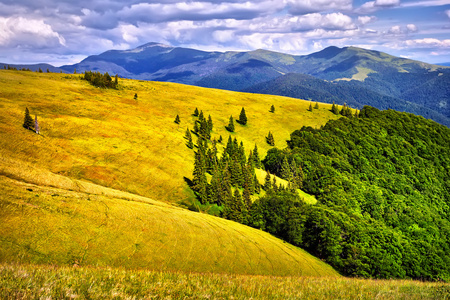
[258,106,450,280]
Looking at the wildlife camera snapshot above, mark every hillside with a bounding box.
[0,69,340,276]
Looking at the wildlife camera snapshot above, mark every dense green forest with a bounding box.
[257,106,450,280]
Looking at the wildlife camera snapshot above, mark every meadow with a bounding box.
[1,262,448,299]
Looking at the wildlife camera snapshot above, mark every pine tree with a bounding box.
[226,115,235,132]
[308,103,313,111]
[207,115,213,132]
[34,115,40,134]
[193,121,199,134]
[264,171,272,191]
[193,151,208,204]
[23,107,33,130]
[193,107,199,116]
[270,104,275,113]
[266,131,275,146]
[185,128,193,148]
[114,74,119,87]
[281,156,292,181]
[198,110,204,122]
[331,101,339,114]
[134,93,138,100]
[314,102,319,109]
[218,135,223,143]
[253,173,261,194]
[174,114,180,124]
[253,144,261,168]
[238,107,247,125]
[272,176,278,192]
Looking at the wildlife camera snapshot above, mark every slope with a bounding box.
[0,69,341,276]
[0,70,339,205]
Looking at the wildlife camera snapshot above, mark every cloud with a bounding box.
[446,10,450,18]
[374,0,400,7]
[404,38,450,49]
[357,16,377,25]
[388,25,402,35]
[287,0,353,15]
[0,16,65,48]
[406,24,418,33]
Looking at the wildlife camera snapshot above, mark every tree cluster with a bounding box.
[259,106,450,281]
[83,71,118,89]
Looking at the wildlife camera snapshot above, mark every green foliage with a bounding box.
[226,115,235,132]
[193,107,199,116]
[238,107,248,125]
[314,102,319,109]
[259,106,450,281]
[308,103,313,111]
[270,105,275,113]
[83,71,118,89]
[185,128,193,148]
[174,114,180,124]
[23,107,33,130]
[266,131,274,146]
[331,102,339,114]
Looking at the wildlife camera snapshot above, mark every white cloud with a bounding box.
[406,24,418,33]
[0,16,65,48]
[357,16,377,25]
[404,38,450,48]
[388,25,402,35]
[374,0,400,7]
[446,10,450,18]
[286,0,353,14]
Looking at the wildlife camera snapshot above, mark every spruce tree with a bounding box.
[314,102,319,109]
[272,176,278,192]
[253,144,261,168]
[281,156,292,181]
[114,74,119,87]
[264,171,272,191]
[266,131,275,146]
[174,114,180,124]
[185,128,193,148]
[331,101,339,114]
[308,103,313,111]
[23,107,33,130]
[226,115,235,132]
[193,151,208,204]
[134,93,138,100]
[270,104,275,113]
[193,107,199,116]
[207,115,213,132]
[218,135,223,143]
[238,107,247,125]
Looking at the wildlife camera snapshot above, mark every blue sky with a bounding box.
[0,0,449,66]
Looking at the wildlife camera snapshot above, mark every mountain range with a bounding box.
[4,42,450,126]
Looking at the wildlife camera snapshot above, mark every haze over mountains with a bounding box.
[4,42,449,126]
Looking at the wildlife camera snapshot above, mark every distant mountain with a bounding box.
[437,62,450,67]
[0,63,64,73]
[57,43,450,127]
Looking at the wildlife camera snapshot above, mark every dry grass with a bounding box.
[0,70,337,204]
[1,262,448,299]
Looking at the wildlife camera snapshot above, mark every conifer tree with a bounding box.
[314,102,319,109]
[253,173,261,194]
[226,115,235,132]
[253,144,261,168]
[331,101,339,114]
[238,107,247,125]
[193,150,208,204]
[308,103,313,111]
[114,74,119,87]
[193,121,199,134]
[198,110,204,122]
[266,131,275,146]
[174,114,180,124]
[272,176,278,192]
[207,115,213,132]
[270,104,275,113]
[23,107,33,130]
[264,171,272,191]
[185,128,194,149]
[281,156,293,181]
[193,107,199,116]
[34,115,40,134]
[134,93,138,100]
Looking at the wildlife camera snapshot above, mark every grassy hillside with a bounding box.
[0,69,341,277]
[0,70,338,204]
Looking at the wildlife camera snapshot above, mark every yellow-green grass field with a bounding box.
[1,262,448,299]
[0,70,338,204]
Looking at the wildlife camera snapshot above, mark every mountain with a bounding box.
[0,62,64,73]
[60,43,450,127]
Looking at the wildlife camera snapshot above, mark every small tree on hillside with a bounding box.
[23,107,33,130]
[331,101,339,114]
[226,115,235,132]
[174,114,181,124]
[270,105,275,113]
[266,131,275,146]
[314,102,319,109]
[193,107,199,116]
[238,107,247,125]
[134,93,138,100]
[308,103,313,111]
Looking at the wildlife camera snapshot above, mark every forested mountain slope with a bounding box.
[256,106,450,280]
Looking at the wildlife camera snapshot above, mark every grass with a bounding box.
[1,262,448,299]
[0,69,338,205]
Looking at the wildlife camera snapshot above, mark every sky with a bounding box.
[0,0,449,66]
